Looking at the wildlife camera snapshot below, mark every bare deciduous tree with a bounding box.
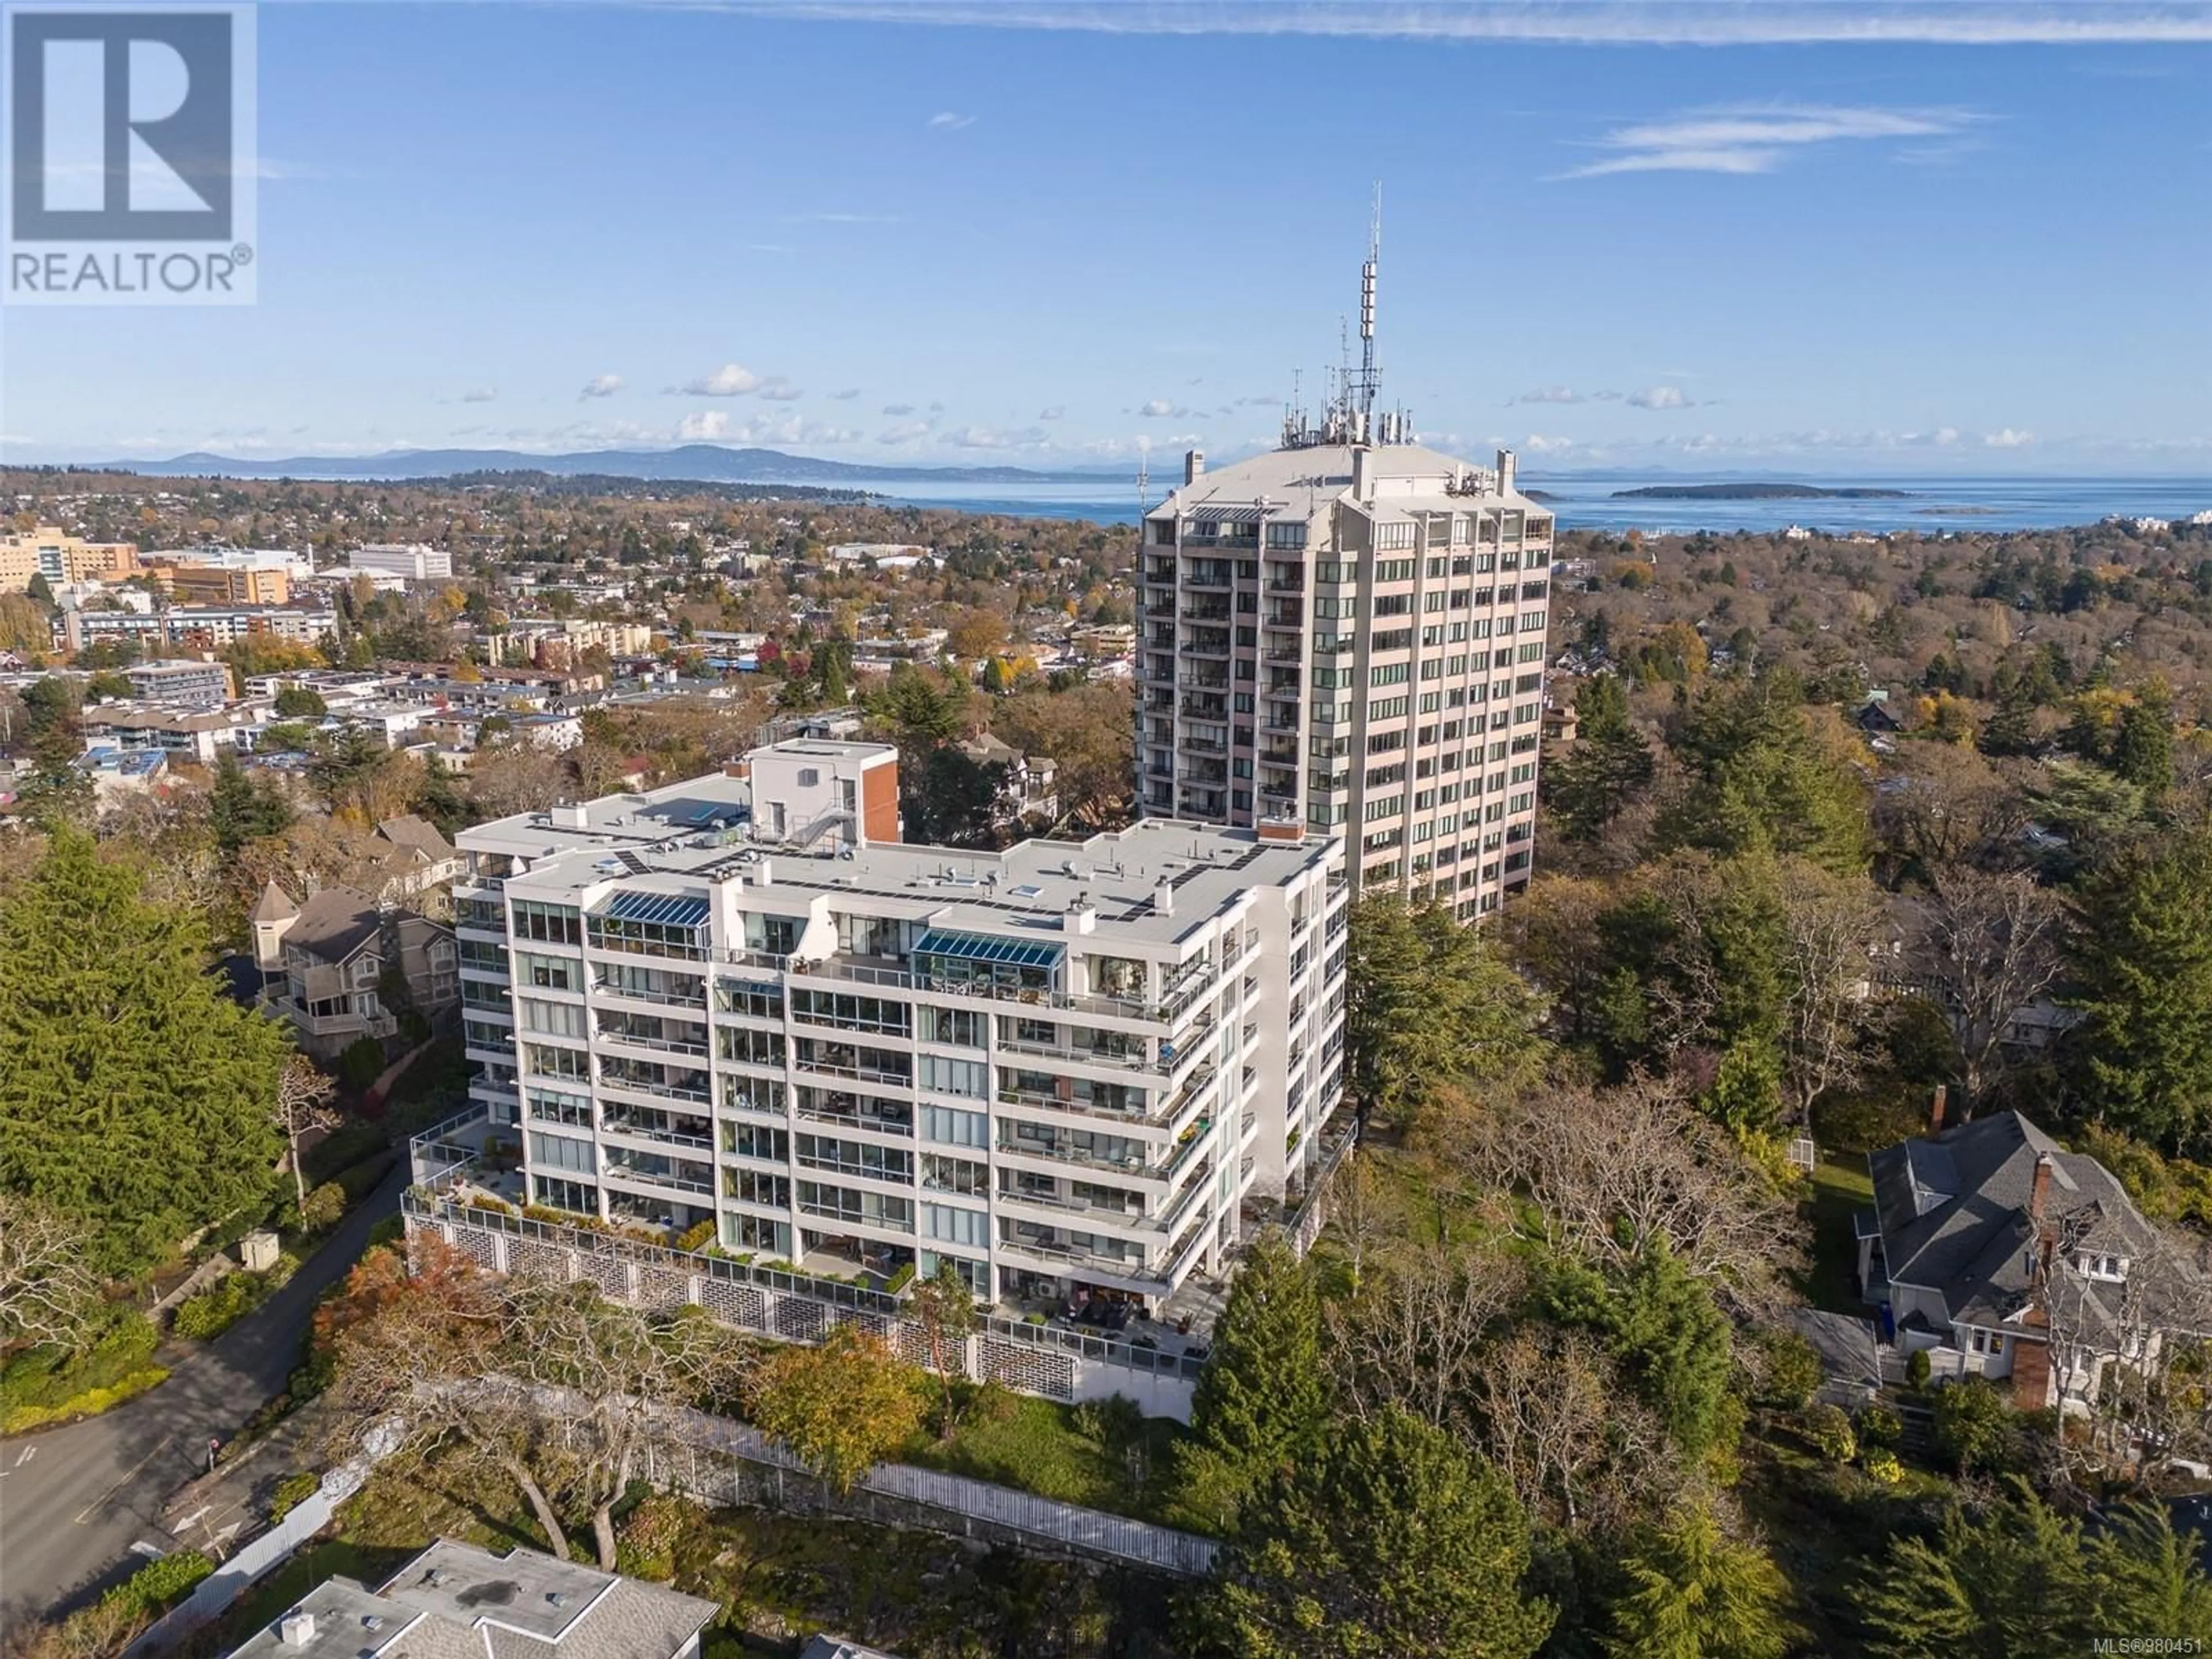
[275,1055,341,1210]
[1910,866,2066,1112]
[0,1194,97,1352]
[1449,1077,1802,1313]
[1324,1240,1522,1437]
[1775,859,1891,1123]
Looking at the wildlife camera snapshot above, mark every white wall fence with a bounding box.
[402,1193,1203,1421]
[123,1449,377,1656]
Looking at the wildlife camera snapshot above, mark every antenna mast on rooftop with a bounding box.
[1350,183,1381,435]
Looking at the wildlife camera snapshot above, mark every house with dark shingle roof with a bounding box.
[249,881,457,1060]
[1861,1105,2202,1410]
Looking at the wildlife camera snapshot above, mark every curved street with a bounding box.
[0,1170,402,1631]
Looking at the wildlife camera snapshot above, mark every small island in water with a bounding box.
[1611,482,1912,501]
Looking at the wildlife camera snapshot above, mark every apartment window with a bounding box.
[798,1182,913,1231]
[921,1104,989,1147]
[527,1088,592,1128]
[716,980,783,1019]
[1266,522,1308,549]
[1368,695,1410,721]
[1376,522,1415,552]
[922,1202,990,1249]
[724,1121,789,1161]
[524,1043,589,1080]
[1365,794,1405,822]
[918,1054,988,1099]
[1370,662,1410,688]
[923,1153,987,1196]
[518,997,586,1039]
[1315,561,1355,585]
[1373,593,1412,618]
[514,952,578,990]
[727,1168,791,1209]
[922,1006,986,1047]
[797,1133,913,1183]
[532,1176,598,1216]
[791,988,911,1037]
[718,1027,787,1067]
[529,1131,596,1174]
[511,900,581,946]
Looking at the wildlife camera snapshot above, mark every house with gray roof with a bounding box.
[224,1538,717,1659]
[250,882,458,1060]
[1861,1105,2202,1410]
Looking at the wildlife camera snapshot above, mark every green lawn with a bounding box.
[900,1391,1185,1523]
[1800,1156,1874,1316]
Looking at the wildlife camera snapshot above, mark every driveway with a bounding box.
[0,1169,402,1631]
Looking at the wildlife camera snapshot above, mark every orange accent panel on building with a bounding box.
[863,760,901,844]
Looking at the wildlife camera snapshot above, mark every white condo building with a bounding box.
[453,742,1349,1312]
[348,543,453,582]
[1136,440,1554,915]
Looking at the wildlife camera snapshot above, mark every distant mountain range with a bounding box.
[88,445,1128,487]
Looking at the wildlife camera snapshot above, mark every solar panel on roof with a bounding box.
[601,891,710,928]
[911,929,1065,969]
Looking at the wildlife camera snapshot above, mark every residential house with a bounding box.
[224,1537,717,1659]
[253,882,459,1060]
[956,732,1059,828]
[1861,1105,2205,1411]
[372,815,465,900]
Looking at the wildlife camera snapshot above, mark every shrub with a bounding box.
[884,1261,916,1293]
[2,1366,169,1434]
[172,1257,294,1340]
[100,1550,212,1619]
[1857,1403,1903,1447]
[336,1037,385,1094]
[614,1491,696,1581]
[1860,1448,1904,1484]
[1933,1376,2016,1475]
[672,1218,717,1253]
[268,1471,321,1522]
[1907,1347,1932,1389]
[465,1193,516,1216]
[1752,1330,1824,1411]
[300,1182,347,1234]
[365,1213,405,1251]
[1800,1402,1857,1462]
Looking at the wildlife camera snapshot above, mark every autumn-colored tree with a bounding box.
[749,1322,922,1494]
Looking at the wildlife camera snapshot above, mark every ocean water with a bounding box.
[872,474,2212,536]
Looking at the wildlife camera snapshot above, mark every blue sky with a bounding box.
[4,0,2209,475]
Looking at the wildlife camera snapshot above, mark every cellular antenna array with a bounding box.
[1281,184,1413,451]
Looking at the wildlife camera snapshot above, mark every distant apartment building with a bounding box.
[1135,441,1552,916]
[58,603,336,656]
[154,561,292,605]
[450,745,1348,1310]
[83,703,256,765]
[125,658,233,707]
[347,543,453,582]
[0,524,138,592]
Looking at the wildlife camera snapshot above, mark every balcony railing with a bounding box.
[601,1115,714,1153]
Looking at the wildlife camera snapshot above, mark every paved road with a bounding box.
[0,1171,402,1631]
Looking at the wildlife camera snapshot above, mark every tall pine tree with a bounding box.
[0,831,289,1277]
[1171,1233,1330,1535]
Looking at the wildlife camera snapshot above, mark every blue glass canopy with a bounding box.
[912,929,1065,970]
[600,891,711,928]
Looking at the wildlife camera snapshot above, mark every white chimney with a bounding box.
[1153,876,1174,917]
[1351,446,1372,501]
[551,801,589,830]
[1496,448,1517,495]
[1184,449,1204,486]
[752,857,772,888]
[279,1613,317,1649]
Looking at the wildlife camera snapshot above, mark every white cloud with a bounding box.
[678,411,853,446]
[746,243,796,255]
[677,411,730,441]
[460,387,498,404]
[1038,406,1065,421]
[679,363,763,396]
[1138,399,1187,418]
[1627,385,1690,409]
[954,426,1050,450]
[882,403,916,416]
[1562,103,1980,179]
[878,421,934,445]
[1516,387,1587,404]
[1523,433,1578,453]
[831,388,861,400]
[758,378,804,402]
[579,373,624,400]
[726,3,2212,46]
[928,111,976,130]
[1984,427,2036,448]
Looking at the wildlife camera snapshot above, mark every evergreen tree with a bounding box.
[1172,1233,1329,1535]
[1976,690,2037,758]
[2113,688,2175,798]
[1546,674,1656,842]
[1605,1239,1739,1464]
[1345,895,1548,1128]
[210,752,294,857]
[2069,831,2212,1152]
[0,831,289,1277]
[1208,1406,1555,1659]
[1655,672,1869,873]
[1604,1501,1799,1659]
